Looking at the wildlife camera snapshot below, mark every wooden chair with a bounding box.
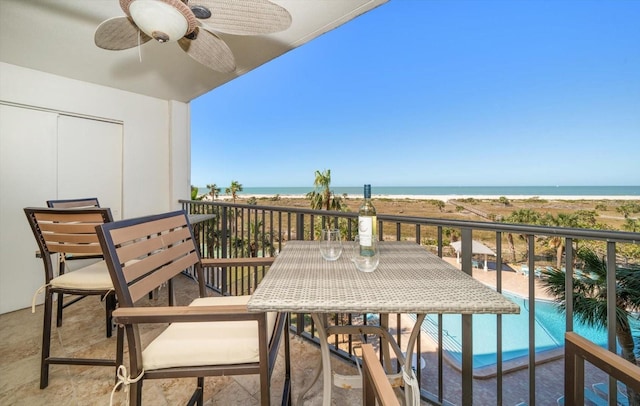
[46,198,104,330]
[23,207,123,389]
[361,344,400,406]
[95,210,291,406]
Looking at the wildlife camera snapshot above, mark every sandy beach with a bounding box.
[220,194,640,201]
[216,194,638,234]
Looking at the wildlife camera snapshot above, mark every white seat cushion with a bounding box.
[142,295,277,371]
[50,260,113,290]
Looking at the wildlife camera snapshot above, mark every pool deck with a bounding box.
[442,256,555,300]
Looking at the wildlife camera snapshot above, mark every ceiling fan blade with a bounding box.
[95,16,151,50]
[178,27,236,73]
[193,0,292,35]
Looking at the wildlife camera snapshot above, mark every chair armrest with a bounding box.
[362,343,400,406]
[201,257,275,267]
[112,304,266,324]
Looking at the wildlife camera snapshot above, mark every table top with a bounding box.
[247,240,520,315]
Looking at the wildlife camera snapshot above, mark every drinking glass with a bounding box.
[352,235,380,272]
[320,229,342,261]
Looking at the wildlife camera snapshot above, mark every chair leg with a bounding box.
[114,325,124,385]
[105,292,116,338]
[40,289,53,389]
[56,292,64,327]
[197,377,204,406]
[130,380,143,406]
[283,325,292,406]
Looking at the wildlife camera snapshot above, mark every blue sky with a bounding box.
[191,0,639,188]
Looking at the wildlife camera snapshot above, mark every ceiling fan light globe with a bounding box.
[129,0,188,43]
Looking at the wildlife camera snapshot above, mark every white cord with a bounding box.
[109,365,145,406]
[31,284,48,313]
[402,366,421,406]
[137,30,142,63]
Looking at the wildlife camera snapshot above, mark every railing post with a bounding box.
[461,228,473,405]
[607,241,618,405]
[527,234,536,406]
[296,213,305,241]
[221,207,228,259]
[565,239,574,332]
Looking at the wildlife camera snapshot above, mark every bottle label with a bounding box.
[359,216,373,245]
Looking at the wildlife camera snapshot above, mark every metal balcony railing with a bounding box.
[180,199,640,405]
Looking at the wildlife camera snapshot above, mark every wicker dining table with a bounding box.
[247,240,520,405]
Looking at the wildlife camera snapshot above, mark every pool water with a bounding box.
[420,292,615,369]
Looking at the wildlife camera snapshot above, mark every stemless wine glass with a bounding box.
[352,235,380,272]
[320,229,342,261]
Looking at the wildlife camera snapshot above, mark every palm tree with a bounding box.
[503,209,541,263]
[206,183,221,200]
[542,247,640,405]
[225,180,243,203]
[306,169,343,211]
[542,213,579,268]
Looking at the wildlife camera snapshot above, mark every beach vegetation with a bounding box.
[429,200,445,211]
[190,185,200,200]
[542,247,640,405]
[617,202,640,218]
[498,196,510,206]
[623,218,640,233]
[442,227,460,245]
[522,197,548,203]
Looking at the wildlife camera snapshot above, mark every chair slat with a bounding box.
[109,214,188,245]
[128,252,199,302]
[121,242,197,283]
[47,198,100,208]
[42,233,100,244]
[45,243,104,255]
[38,222,105,234]
[34,212,106,223]
[115,227,192,264]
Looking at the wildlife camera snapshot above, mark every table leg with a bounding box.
[295,314,332,406]
[403,314,426,406]
[380,314,392,373]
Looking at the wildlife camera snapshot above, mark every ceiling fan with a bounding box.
[94,0,291,73]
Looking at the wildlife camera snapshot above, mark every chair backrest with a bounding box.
[24,207,113,282]
[46,197,101,209]
[95,210,201,307]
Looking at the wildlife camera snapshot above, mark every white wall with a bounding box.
[0,62,192,314]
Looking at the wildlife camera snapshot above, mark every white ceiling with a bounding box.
[0,0,387,102]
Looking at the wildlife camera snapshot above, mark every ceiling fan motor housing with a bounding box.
[120,0,198,42]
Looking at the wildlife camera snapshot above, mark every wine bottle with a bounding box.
[358,184,377,256]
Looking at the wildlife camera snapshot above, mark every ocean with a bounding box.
[197,185,640,199]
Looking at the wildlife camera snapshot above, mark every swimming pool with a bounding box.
[419,292,610,370]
